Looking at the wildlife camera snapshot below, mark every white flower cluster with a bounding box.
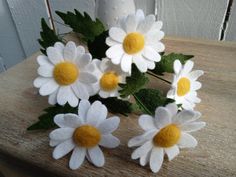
[33,9,205,173]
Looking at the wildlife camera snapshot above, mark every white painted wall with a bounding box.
[0,0,235,72]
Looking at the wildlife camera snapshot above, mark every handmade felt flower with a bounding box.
[128,103,205,173]
[90,58,127,98]
[49,100,120,169]
[106,9,165,73]
[33,41,97,107]
[167,60,204,110]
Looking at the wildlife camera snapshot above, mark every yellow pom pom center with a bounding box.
[153,124,181,148]
[123,32,145,54]
[177,77,191,96]
[73,125,101,148]
[53,62,79,85]
[100,72,120,91]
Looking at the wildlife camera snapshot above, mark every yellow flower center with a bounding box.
[123,32,145,54]
[177,77,191,96]
[153,124,181,148]
[53,62,79,85]
[73,125,101,148]
[100,72,120,91]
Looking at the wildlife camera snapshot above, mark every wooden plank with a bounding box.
[0,0,26,68]
[225,1,236,41]
[49,0,96,34]
[134,0,155,15]
[156,0,228,40]
[6,0,48,56]
[0,36,236,177]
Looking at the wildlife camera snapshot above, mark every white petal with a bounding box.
[79,72,97,84]
[88,146,105,167]
[109,27,126,42]
[165,103,178,117]
[135,9,145,23]
[78,99,91,121]
[67,89,79,107]
[183,60,194,74]
[128,130,157,147]
[33,77,51,88]
[146,60,155,70]
[188,70,204,80]
[54,113,82,128]
[99,134,120,148]
[138,115,156,131]
[64,41,77,61]
[151,21,163,31]
[99,90,111,98]
[86,101,107,126]
[180,122,206,132]
[143,46,161,62]
[49,139,63,147]
[154,107,171,129]
[167,89,175,99]
[46,47,64,65]
[146,30,165,44]
[174,60,182,74]
[54,42,64,51]
[121,54,132,73]
[37,55,52,66]
[152,42,165,52]
[133,55,148,73]
[172,110,196,125]
[98,116,120,134]
[39,80,59,96]
[48,89,58,105]
[71,81,89,99]
[191,81,202,90]
[106,45,124,64]
[140,150,151,166]
[178,132,197,148]
[69,147,86,170]
[76,53,92,68]
[49,127,74,141]
[131,141,153,159]
[77,46,85,55]
[137,15,155,34]
[37,65,53,77]
[165,145,179,161]
[57,86,71,105]
[53,139,75,159]
[124,14,137,33]
[150,147,164,173]
[106,37,120,46]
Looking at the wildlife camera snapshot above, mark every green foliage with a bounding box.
[152,53,194,75]
[56,10,105,42]
[38,18,62,55]
[27,104,78,130]
[87,31,109,59]
[119,65,149,98]
[89,95,134,116]
[133,88,174,115]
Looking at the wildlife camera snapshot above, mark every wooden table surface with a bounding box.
[0,37,236,177]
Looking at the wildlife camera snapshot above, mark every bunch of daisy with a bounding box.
[31,9,205,173]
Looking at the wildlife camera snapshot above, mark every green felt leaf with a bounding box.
[133,88,175,115]
[89,95,134,116]
[27,104,78,130]
[119,65,149,98]
[151,53,194,75]
[38,18,62,55]
[87,31,109,59]
[56,10,105,42]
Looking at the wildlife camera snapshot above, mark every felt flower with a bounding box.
[128,103,205,173]
[167,60,204,110]
[106,9,165,74]
[33,41,97,107]
[49,100,120,170]
[90,58,127,98]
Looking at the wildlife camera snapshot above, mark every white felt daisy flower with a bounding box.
[33,41,97,107]
[128,103,205,173]
[49,100,120,170]
[167,60,204,110]
[106,9,165,73]
[90,58,127,98]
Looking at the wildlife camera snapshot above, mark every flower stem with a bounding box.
[147,71,171,84]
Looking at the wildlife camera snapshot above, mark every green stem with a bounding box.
[133,94,153,115]
[147,71,171,84]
